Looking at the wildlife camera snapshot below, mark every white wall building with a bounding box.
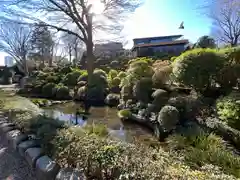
[4,56,14,67]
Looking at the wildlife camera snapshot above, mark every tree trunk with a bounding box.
[23,57,29,76]
[86,42,94,83]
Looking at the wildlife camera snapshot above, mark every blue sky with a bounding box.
[0,0,212,65]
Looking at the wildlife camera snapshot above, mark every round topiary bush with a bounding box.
[152,66,172,88]
[117,71,127,79]
[86,86,106,102]
[93,69,107,78]
[158,105,179,132]
[216,92,240,130]
[109,77,121,93]
[151,89,169,112]
[133,78,153,104]
[56,86,71,100]
[46,75,59,83]
[167,95,201,123]
[105,94,120,107]
[108,69,118,79]
[62,71,82,87]
[78,72,88,82]
[172,49,225,91]
[42,83,57,98]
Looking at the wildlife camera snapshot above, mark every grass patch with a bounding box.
[166,133,240,177]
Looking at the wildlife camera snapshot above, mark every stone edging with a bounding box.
[0,112,86,180]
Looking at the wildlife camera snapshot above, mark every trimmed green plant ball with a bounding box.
[172,48,225,91]
[42,83,57,98]
[56,86,71,100]
[158,105,179,131]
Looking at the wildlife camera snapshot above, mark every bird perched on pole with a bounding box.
[179,21,184,29]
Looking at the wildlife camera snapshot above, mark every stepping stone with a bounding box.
[6,129,21,145]
[36,155,60,180]
[18,140,40,157]
[0,123,15,133]
[56,168,86,180]
[11,133,29,150]
[25,147,44,168]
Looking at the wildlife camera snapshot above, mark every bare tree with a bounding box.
[2,0,142,81]
[0,21,31,75]
[62,32,84,66]
[205,0,240,46]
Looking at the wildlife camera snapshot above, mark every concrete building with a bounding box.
[131,35,189,57]
[94,42,124,59]
[4,56,14,67]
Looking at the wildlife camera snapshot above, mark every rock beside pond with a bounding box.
[105,94,120,107]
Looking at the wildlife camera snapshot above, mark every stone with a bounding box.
[18,140,40,157]
[6,129,21,146]
[25,147,44,168]
[56,168,86,180]
[0,122,15,133]
[11,134,29,150]
[36,156,60,180]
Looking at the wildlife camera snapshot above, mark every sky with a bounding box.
[0,0,213,65]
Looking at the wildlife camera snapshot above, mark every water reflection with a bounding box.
[43,102,154,143]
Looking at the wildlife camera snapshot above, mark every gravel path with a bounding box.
[0,135,36,180]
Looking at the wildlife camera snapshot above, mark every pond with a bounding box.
[43,102,155,143]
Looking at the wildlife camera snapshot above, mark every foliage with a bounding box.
[195,36,216,49]
[167,133,240,177]
[108,69,118,80]
[167,95,201,121]
[55,86,71,100]
[216,92,240,130]
[117,71,127,79]
[83,124,109,137]
[93,68,107,78]
[121,58,154,87]
[78,70,88,82]
[109,77,121,88]
[62,71,81,87]
[152,66,173,88]
[172,48,225,91]
[46,75,59,83]
[42,82,57,98]
[118,109,132,118]
[158,105,179,132]
[150,89,169,112]
[133,78,153,103]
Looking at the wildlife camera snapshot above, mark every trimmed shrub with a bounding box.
[121,85,133,102]
[37,71,48,80]
[62,71,81,87]
[117,71,127,79]
[167,95,201,122]
[216,92,240,130]
[46,75,59,83]
[133,78,153,104]
[158,105,179,132]
[118,109,132,119]
[151,89,169,112]
[172,49,225,91]
[78,71,88,82]
[86,86,106,102]
[108,69,118,79]
[56,86,71,100]
[152,66,172,88]
[93,69,107,78]
[59,66,72,74]
[42,83,57,98]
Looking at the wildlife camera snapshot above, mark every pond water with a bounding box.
[43,102,155,143]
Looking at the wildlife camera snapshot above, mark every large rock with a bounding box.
[56,168,86,180]
[18,140,40,157]
[36,156,60,180]
[25,147,44,168]
[6,129,21,146]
